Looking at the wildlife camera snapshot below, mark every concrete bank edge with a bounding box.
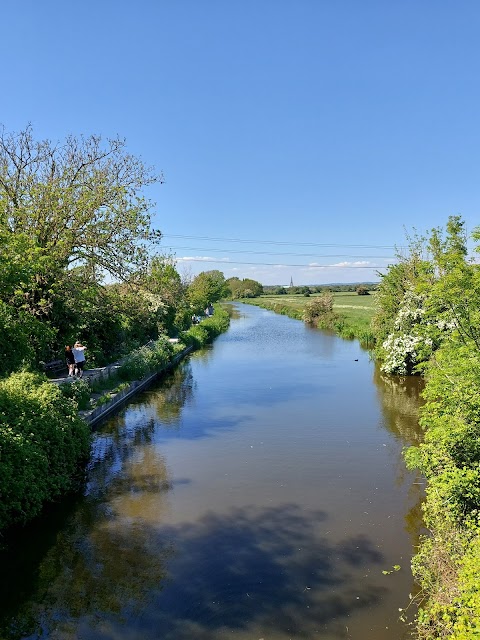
[80,345,194,428]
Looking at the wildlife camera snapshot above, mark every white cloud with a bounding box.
[304,260,372,269]
[331,260,371,268]
[176,256,231,263]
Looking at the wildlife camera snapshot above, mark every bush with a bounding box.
[0,302,55,377]
[59,378,92,410]
[117,337,173,381]
[303,293,334,324]
[356,286,370,295]
[0,372,91,533]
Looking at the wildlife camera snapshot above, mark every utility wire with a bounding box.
[163,233,400,250]
[163,245,396,259]
[174,257,389,269]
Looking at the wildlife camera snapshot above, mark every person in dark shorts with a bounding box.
[65,345,76,377]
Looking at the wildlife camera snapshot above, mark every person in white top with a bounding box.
[72,341,87,378]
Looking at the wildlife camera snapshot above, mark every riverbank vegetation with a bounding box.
[0,126,231,540]
[58,308,230,415]
[373,216,480,638]
[0,372,91,534]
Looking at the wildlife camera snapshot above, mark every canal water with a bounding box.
[0,303,424,640]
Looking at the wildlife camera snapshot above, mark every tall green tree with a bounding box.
[187,270,229,313]
[0,127,166,372]
[0,126,162,281]
[226,277,263,298]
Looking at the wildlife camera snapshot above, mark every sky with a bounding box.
[2,1,480,285]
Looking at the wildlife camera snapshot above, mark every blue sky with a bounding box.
[2,1,480,285]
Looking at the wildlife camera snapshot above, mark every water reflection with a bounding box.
[1,502,390,640]
[138,504,388,640]
[373,367,424,445]
[1,509,173,640]
[145,363,196,426]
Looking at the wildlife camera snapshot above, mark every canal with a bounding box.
[0,303,424,639]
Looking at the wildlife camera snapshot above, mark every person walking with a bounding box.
[72,341,87,378]
[65,345,76,377]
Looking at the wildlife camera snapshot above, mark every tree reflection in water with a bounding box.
[0,502,390,640]
[374,366,425,445]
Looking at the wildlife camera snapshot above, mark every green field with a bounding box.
[258,291,375,323]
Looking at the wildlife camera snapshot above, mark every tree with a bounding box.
[226,277,263,299]
[303,292,334,324]
[374,216,475,375]
[0,126,164,370]
[187,270,229,312]
[0,125,162,283]
[139,255,189,333]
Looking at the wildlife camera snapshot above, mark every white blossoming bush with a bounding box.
[393,290,426,330]
[381,333,423,375]
[380,288,444,375]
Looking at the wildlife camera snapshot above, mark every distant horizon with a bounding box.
[261,280,380,288]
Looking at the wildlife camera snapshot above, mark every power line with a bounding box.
[174,257,389,269]
[163,245,396,259]
[163,233,400,250]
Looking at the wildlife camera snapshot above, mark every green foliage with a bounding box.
[187,270,229,313]
[117,337,173,381]
[180,308,230,347]
[0,126,167,375]
[356,285,370,295]
[139,255,188,334]
[0,126,161,281]
[226,277,264,299]
[59,378,92,410]
[95,392,116,407]
[374,218,473,375]
[303,292,334,324]
[0,301,56,376]
[382,564,401,575]
[181,324,210,348]
[0,372,91,533]
[397,222,480,638]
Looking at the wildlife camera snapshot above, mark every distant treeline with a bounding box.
[262,282,378,295]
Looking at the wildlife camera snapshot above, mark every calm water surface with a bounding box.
[0,303,424,640]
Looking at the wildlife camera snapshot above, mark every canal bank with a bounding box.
[51,306,231,429]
